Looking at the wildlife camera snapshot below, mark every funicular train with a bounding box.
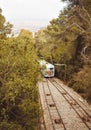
[39,60,55,78]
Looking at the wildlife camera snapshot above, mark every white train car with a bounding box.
[39,60,55,77]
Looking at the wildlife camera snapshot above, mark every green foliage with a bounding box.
[0,121,22,130]
[0,32,40,129]
[70,81,85,93]
[69,66,91,100]
[82,0,91,14]
[34,0,91,103]
[0,8,12,39]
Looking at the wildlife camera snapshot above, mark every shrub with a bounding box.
[69,65,91,102]
[72,82,85,93]
[0,37,40,129]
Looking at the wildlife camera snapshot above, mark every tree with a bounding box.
[0,31,40,129]
[61,0,91,13]
[0,8,12,39]
[34,0,91,83]
[19,29,33,39]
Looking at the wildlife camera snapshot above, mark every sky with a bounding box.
[0,0,66,32]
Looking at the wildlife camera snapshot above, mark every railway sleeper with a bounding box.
[46,93,51,96]
[49,103,55,107]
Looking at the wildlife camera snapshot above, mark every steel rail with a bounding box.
[52,78,91,117]
[48,78,91,130]
[42,78,66,130]
[46,78,67,130]
[42,79,56,130]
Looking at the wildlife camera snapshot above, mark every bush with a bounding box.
[0,36,40,129]
[69,65,91,102]
[72,82,85,93]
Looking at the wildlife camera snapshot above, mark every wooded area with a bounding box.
[0,9,40,129]
[0,0,91,129]
[35,0,91,101]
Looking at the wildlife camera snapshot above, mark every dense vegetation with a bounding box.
[0,0,91,129]
[34,0,91,102]
[0,9,12,39]
[0,9,40,130]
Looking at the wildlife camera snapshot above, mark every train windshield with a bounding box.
[50,68,53,70]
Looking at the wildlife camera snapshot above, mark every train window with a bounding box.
[50,68,53,70]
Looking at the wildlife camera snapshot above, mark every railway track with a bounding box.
[42,78,66,130]
[38,77,91,130]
